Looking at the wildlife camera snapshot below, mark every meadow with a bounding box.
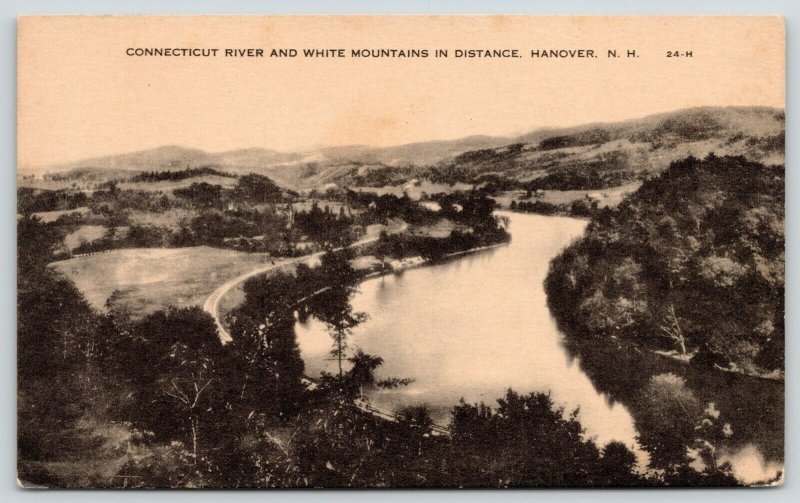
[51,246,274,319]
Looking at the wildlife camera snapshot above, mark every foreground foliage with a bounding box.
[18,195,743,487]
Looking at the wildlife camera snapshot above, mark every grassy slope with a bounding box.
[63,225,108,251]
[50,246,273,319]
[117,175,239,192]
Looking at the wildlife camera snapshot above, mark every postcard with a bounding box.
[17,15,785,488]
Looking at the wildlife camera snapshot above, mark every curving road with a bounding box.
[203,222,406,343]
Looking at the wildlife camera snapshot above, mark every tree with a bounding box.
[598,441,640,486]
[307,251,367,378]
[174,182,223,208]
[374,231,392,265]
[315,286,367,378]
[636,373,701,470]
[233,174,283,203]
[346,350,383,397]
[444,389,640,487]
[225,308,306,415]
[157,340,220,463]
[658,303,687,354]
[120,308,225,461]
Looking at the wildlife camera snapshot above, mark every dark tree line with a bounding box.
[129,166,236,182]
[346,190,438,225]
[18,187,89,214]
[72,209,290,254]
[293,203,355,247]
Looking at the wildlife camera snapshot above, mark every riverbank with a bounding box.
[290,241,512,435]
[207,223,507,343]
[542,155,785,390]
[294,241,511,308]
[295,212,621,436]
[651,349,784,382]
[561,334,784,474]
[366,241,510,277]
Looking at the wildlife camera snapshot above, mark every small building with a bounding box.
[388,256,425,272]
[420,201,441,212]
[402,178,421,191]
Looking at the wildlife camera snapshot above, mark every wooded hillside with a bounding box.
[545,155,784,374]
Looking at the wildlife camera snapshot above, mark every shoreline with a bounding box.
[650,349,784,382]
[296,240,511,306]
[290,240,510,436]
[498,207,589,220]
[210,232,509,343]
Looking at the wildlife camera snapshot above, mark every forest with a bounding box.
[545,154,784,374]
[18,199,742,487]
[129,166,236,182]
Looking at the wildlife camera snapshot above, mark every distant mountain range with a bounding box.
[24,106,784,190]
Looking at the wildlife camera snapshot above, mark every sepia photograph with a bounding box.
[15,15,785,489]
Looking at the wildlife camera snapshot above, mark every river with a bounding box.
[295,211,783,484]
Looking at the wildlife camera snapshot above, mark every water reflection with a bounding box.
[295,212,782,483]
[297,214,640,446]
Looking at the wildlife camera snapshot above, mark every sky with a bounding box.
[17,15,785,169]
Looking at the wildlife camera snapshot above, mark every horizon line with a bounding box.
[18,103,784,172]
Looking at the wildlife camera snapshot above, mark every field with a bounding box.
[409,219,459,238]
[63,225,108,251]
[350,255,381,271]
[128,208,197,230]
[118,175,239,192]
[491,181,642,210]
[352,181,473,200]
[50,246,274,319]
[18,180,100,191]
[31,207,90,223]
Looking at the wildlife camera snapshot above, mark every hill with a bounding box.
[545,154,784,374]
[349,107,785,190]
[25,106,784,191]
[320,135,511,166]
[38,146,303,176]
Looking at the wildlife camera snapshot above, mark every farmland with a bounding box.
[491,181,642,210]
[51,246,275,318]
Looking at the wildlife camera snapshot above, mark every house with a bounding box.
[402,178,421,191]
